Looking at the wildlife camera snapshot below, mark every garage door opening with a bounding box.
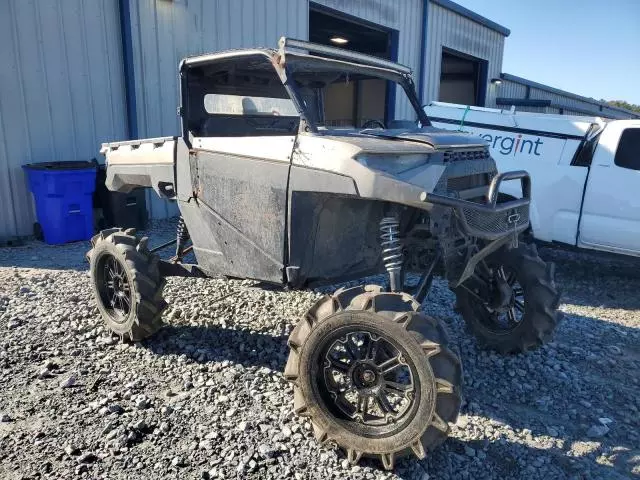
[439,49,488,106]
[309,5,397,127]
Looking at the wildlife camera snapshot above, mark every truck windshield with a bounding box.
[289,67,424,131]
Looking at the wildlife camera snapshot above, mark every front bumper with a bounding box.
[422,170,531,240]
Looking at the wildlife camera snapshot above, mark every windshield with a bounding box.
[288,64,425,131]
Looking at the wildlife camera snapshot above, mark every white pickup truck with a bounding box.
[425,102,640,257]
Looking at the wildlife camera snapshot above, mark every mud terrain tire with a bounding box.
[285,285,462,470]
[456,242,561,354]
[88,228,166,341]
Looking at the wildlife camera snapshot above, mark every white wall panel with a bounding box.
[0,0,127,240]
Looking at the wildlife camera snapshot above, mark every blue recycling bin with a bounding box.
[23,161,97,245]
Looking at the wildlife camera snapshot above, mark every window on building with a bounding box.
[614,128,640,171]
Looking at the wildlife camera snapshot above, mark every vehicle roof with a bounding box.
[180,38,412,81]
[179,38,427,127]
[180,47,408,84]
[180,48,276,68]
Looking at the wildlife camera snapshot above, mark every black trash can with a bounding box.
[93,164,148,230]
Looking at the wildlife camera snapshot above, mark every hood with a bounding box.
[358,126,488,150]
[314,127,488,153]
[315,133,434,156]
[297,126,490,167]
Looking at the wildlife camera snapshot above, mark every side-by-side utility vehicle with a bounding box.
[88,38,561,469]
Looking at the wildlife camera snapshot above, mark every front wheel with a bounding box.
[455,242,561,354]
[285,285,462,470]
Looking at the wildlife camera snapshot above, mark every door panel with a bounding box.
[185,137,294,282]
[578,124,640,255]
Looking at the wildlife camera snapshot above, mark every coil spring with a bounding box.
[380,217,403,274]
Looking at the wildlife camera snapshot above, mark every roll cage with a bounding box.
[178,37,430,141]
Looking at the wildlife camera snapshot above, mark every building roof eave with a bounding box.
[430,0,511,37]
[500,73,640,118]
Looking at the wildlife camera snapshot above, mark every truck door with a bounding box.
[578,122,640,255]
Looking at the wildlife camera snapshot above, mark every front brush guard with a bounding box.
[421,170,531,241]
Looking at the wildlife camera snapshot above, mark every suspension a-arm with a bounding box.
[454,235,512,287]
[413,250,442,304]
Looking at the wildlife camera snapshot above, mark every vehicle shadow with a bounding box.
[411,436,635,480]
[0,219,180,271]
[144,323,289,372]
[539,245,640,311]
[446,306,640,480]
[0,240,92,271]
[138,305,639,479]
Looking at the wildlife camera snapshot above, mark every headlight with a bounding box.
[356,154,430,174]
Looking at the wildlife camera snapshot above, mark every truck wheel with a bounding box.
[285,285,462,470]
[87,228,167,342]
[455,242,561,354]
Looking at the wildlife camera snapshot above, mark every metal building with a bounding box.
[0,0,510,240]
[424,0,508,109]
[0,0,631,242]
[0,0,128,242]
[490,73,640,119]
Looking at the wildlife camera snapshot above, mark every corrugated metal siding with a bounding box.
[600,107,629,119]
[529,87,597,113]
[494,79,527,100]
[424,2,505,107]
[496,80,636,119]
[0,0,127,240]
[129,0,308,219]
[313,0,424,120]
[537,107,557,114]
[529,87,631,119]
[561,108,588,116]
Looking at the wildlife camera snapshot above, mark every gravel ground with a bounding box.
[0,218,638,480]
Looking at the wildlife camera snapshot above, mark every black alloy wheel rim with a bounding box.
[470,263,525,333]
[96,253,132,323]
[315,327,420,437]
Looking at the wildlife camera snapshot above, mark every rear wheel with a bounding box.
[455,242,561,353]
[87,228,167,341]
[285,285,462,469]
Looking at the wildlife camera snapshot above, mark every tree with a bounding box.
[604,100,640,114]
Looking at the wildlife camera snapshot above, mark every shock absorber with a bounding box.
[380,216,403,292]
[175,216,190,260]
